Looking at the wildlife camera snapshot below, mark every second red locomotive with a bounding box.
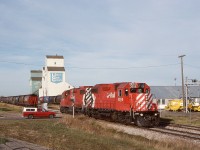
[60,82,160,127]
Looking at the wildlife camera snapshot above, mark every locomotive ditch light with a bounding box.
[140,113,143,116]
[154,113,158,116]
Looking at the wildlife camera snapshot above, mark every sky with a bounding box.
[0,0,200,96]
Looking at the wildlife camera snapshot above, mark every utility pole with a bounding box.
[185,77,188,113]
[178,55,186,112]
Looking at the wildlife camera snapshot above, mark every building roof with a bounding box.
[151,86,200,99]
[31,77,42,81]
[31,70,42,73]
[46,55,64,59]
[47,67,65,71]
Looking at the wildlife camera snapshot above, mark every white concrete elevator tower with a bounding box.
[39,55,73,97]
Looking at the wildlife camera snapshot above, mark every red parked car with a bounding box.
[22,107,56,119]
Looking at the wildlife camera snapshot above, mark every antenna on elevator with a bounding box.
[174,78,177,86]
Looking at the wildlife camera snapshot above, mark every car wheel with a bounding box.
[28,115,33,119]
[49,114,54,119]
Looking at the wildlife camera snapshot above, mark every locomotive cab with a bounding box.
[114,82,159,126]
[129,83,160,126]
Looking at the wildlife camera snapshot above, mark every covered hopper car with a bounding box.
[39,95,62,104]
[0,94,38,106]
[60,82,160,127]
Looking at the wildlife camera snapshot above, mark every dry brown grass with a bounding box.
[59,114,106,134]
[0,103,200,150]
[0,115,199,150]
[160,110,200,126]
[0,103,23,113]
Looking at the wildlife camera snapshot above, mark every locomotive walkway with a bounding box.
[0,138,51,150]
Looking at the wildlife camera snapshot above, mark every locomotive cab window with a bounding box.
[130,88,144,93]
[130,88,137,93]
[118,89,122,97]
[145,89,149,93]
[80,90,85,95]
[91,88,98,93]
[137,89,144,93]
[125,89,128,96]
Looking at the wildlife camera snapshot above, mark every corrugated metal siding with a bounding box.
[151,86,200,99]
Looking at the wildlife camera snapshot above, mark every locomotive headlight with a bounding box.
[154,113,158,116]
[140,113,143,116]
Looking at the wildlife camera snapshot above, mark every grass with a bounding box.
[0,103,23,113]
[0,115,199,150]
[160,110,200,126]
[0,107,11,111]
[0,118,154,150]
[0,103,200,149]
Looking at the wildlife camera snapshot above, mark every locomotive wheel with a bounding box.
[82,108,87,115]
[136,117,142,127]
[110,112,117,122]
[154,117,160,126]
[86,109,92,117]
[117,114,125,123]
[125,116,131,125]
[28,115,33,119]
[94,111,101,119]
[136,116,148,127]
[60,107,65,113]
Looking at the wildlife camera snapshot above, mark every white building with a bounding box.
[39,55,73,97]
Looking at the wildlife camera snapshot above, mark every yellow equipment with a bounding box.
[189,98,200,112]
[165,99,183,111]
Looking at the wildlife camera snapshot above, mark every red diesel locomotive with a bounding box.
[60,82,160,127]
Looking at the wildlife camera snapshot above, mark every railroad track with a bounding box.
[166,123,200,131]
[160,121,200,131]
[160,122,200,133]
[147,123,200,142]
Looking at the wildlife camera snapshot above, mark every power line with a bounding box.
[185,64,200,69]
[0,60,42,66]
[0,60,180,69]
[1,60,180,69]
[66,63,180,70]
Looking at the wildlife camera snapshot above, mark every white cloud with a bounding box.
[0,0,200,95]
